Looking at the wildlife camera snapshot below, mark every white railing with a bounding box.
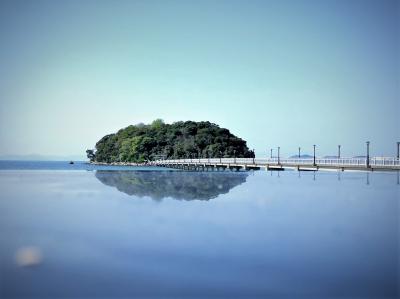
[152,157,400,167]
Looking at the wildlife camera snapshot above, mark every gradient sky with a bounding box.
[0,0,399,159]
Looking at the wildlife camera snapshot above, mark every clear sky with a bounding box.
[0,0,398,159]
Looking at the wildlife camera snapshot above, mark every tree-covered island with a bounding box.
[87,119,254,163]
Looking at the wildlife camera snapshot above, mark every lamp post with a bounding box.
[270,148,273,159]
[219,151,222,164]
[313,145,316,166]
[397,142,400,159]
[234,150,236,164]
[338,145,341,159]
[278,147,280,165]
[298,147,301,158]
[366,141,370,168]
[253,149,255,164]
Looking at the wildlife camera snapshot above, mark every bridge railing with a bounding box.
[154,157,400,167]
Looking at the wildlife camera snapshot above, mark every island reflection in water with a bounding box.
[95,170,249,200]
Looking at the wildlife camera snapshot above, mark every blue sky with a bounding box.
[0,0,398,159]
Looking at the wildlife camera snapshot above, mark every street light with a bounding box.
[298,147,301,158]
[234,149,236,164]
[313,145,316,166]
[366,141,370,168]
[253,149,255,164]
[278,147,280,165]
[397,142,400,159]
[219,151,222,164]
[338,145,341,159]
[270,148,273,159]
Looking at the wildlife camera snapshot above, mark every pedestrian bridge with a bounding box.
[151,157,400,171]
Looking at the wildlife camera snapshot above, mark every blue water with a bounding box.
[0,160,164,171]
[0,161,399,298]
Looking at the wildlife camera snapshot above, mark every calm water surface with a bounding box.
[0,161,399,298]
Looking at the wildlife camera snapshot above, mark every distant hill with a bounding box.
[88,120,254,163]
[289,154,313,159]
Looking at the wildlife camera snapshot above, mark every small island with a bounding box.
[87,119,254,163]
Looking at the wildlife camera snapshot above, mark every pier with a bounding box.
[151,157,400,172]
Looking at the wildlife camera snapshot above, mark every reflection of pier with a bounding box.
[152,157,400,172]
[273,167,399,186]
[95,170,248,201]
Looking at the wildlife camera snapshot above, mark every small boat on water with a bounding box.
[69,161,74,165]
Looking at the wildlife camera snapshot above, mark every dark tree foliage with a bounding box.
[91,119,254,163]
[86,149,96,162]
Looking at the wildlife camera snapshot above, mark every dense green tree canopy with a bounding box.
[89,120,254,163]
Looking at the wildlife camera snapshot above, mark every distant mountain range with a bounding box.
[0,154,86,161]
[289,154,313,158]
[288,155,368,159]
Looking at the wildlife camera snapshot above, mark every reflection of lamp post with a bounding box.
[298,147,301,158]
[338,145,341,159]
[278,147,280,165]
[366,141,370,168]
[313,145,316,166]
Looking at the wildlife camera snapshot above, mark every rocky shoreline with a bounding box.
[89,161,149,166]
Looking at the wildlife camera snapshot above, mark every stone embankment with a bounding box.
[90,161,147,166]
